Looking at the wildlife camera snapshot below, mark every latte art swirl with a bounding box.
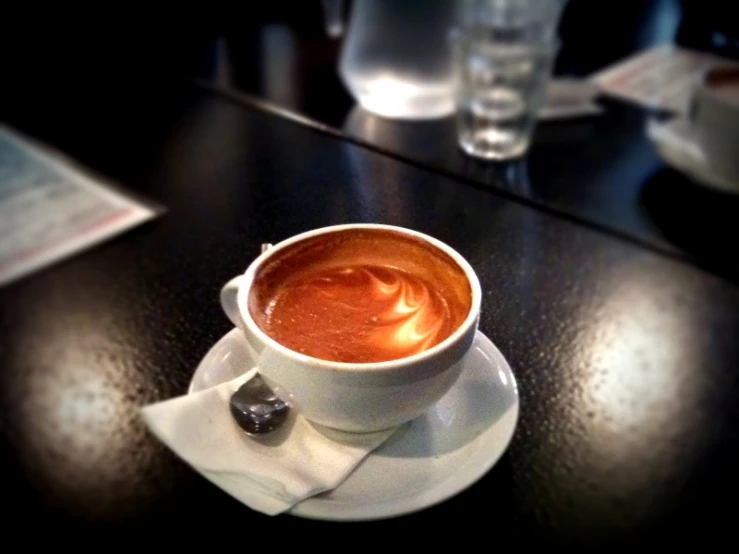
[261,264,462,362]
[321,266,446,353]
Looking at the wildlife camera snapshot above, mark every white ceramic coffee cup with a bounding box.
[220,223,482,433]
[690,65,739,188]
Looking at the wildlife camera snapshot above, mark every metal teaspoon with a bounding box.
[230,373,290,435]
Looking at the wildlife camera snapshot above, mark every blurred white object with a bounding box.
[0,125,161,287]
[648,117,739,194]
[647,63,739,195]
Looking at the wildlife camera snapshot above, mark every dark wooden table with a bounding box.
[1,9,739,547]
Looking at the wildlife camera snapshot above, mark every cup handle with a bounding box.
[222,243,274,367]
[220,275,266,370]
[220,276,245,329]
[221,244,273,328]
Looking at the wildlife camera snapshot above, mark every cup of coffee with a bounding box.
[690,65,739,188]
[220,224,482,433]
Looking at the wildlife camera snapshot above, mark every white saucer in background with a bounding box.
[189,328,519,521]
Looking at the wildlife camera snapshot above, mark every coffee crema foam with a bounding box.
[249,229,472,363]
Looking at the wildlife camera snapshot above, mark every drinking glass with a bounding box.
[454,35,558,160]
[457,0,567,43]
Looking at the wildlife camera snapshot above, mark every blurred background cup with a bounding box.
[453,0,567,160]
[690,65,739,186]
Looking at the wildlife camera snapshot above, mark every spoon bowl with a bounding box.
[230,373,290,435]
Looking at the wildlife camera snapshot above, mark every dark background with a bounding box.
[3,0,739,84]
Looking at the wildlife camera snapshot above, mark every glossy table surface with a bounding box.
[1,73,738,547]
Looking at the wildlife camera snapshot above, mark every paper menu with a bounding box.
[0,125,162,287]
[590,44,739,113]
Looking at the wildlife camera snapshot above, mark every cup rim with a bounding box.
[236,223,482,372]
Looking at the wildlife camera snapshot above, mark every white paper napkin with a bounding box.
[141,369,397,516]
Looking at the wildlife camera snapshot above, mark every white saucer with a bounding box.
[189,329,519,521]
